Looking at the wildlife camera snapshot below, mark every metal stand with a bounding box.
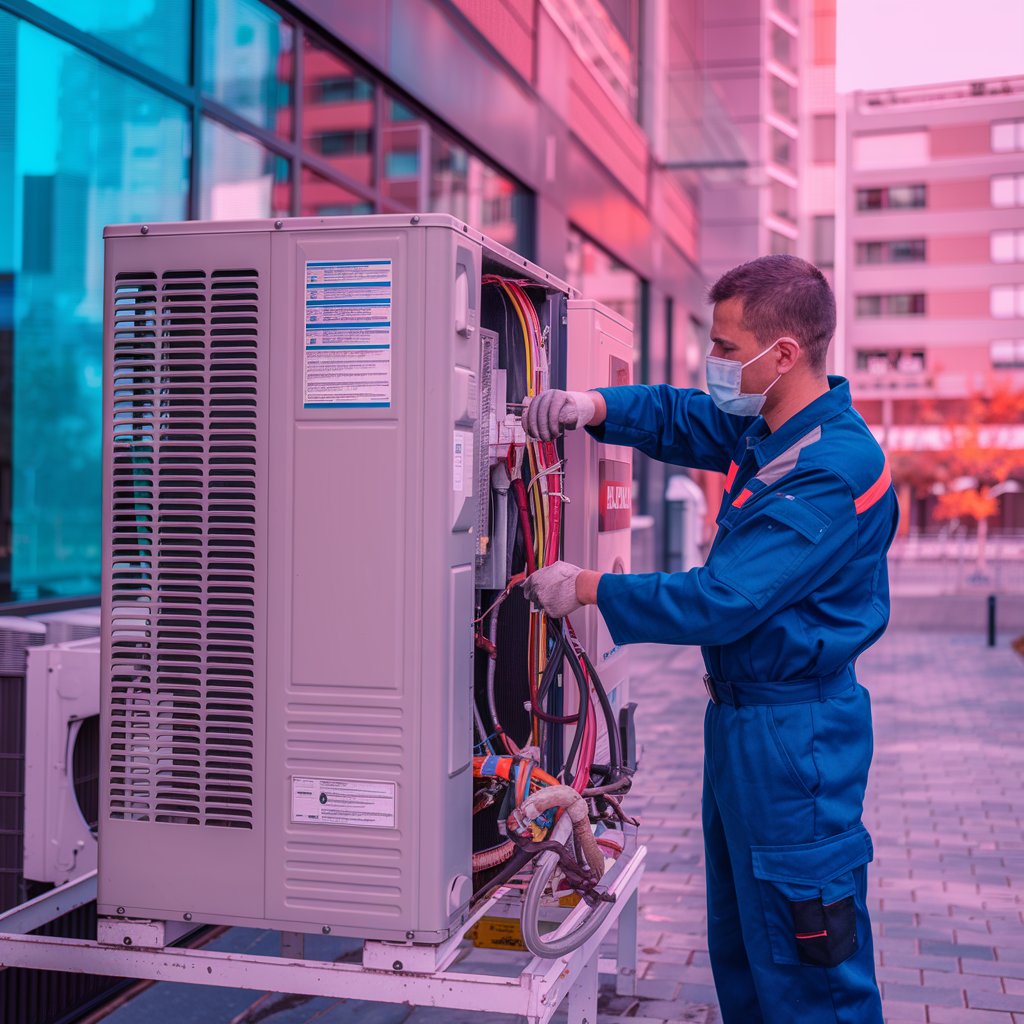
[0,845,645,1024]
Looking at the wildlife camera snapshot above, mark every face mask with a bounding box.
[706,339,785,417]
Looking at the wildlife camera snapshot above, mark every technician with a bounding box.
[522,255,897,1024]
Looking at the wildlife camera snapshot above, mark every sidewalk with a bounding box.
[92,613,1024,1024]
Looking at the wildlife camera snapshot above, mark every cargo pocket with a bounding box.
[750,823,872,968]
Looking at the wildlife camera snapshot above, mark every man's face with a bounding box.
[709,297,779,395]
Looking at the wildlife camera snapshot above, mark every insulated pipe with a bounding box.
[521,785,605,884]
[472,840,515,872]
[519,815,615,958]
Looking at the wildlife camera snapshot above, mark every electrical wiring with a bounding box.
[473,273,629,957]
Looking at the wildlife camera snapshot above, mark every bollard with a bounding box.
[987,594,997,648]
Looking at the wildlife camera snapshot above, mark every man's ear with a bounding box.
[776,336,801,373]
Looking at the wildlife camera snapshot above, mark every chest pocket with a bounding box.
[711,493,831,609]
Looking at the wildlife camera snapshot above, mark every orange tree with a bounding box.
[890,387,1024,569]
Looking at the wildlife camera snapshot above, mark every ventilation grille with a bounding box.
[108,267,259,829]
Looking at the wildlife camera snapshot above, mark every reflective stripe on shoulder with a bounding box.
[854,458,892,515]
[725,461,738,491]
[730,426,822,508]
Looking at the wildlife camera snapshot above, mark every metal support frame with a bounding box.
[0,847,645,1024]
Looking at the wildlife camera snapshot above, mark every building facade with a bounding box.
[0,0,740,603]
[836,77,1024,532]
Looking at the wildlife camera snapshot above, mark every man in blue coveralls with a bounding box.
[522,255,897,1023]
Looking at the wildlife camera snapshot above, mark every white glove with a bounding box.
[522,561,583,619]
[522,390,597,441]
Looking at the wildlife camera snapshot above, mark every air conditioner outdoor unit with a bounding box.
[23,638,101,886]
[32,608,102,646]
[99,214,633,947]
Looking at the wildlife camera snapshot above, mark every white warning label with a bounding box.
[291,777,396,829]
[453,430,473,492]
[303,259,393,407]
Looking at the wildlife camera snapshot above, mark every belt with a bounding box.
[703,665,855,707]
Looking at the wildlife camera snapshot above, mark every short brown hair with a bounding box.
[708,254,835,372]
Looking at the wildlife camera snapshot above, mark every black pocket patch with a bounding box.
[789,894,857,967]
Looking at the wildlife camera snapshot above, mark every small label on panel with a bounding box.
[599,459,632,532]
[609,354,631,388]
[291,777,396,828]
[303,260,393,408]
[453,430,473,492]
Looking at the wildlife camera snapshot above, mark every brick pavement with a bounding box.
[92,614,1024,1023]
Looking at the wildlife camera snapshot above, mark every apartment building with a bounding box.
[837,77,1024,529]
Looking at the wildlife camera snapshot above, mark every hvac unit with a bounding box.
[0,617,48,912]
[99,214,634,950]
[32,608,102,646]
[23,637,101,886]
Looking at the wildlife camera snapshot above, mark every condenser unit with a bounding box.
[23,637,100,885]
[32,608,102,646]
[100,214,633,947]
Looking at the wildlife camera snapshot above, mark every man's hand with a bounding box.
[522,390,597,441]
[522,561,598,619]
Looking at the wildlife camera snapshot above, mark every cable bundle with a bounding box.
[470,275,635,957]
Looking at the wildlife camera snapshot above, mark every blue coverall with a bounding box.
[586,376,898,1024]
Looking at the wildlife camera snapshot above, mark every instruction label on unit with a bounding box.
[453,430,474,492]
[303,260,392,408]
[291,777,396,828]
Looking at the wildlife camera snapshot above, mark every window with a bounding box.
[992,119,1024,152]
[771,24,795,70]
[770,179,795,223]
[202,0,294,138]
[992,173,1024,208]
[33,0,191,80]
[991,285,1024,319]
[199,118,291,219]
[301,36,374,189]
[566,229,645,377]
[316,77,373,103]
[991,339,1024,367]
[315,130,372,156]
[888,185,926,208]
[770,75,795,122]
[771,127,796,169]
[856,294,926,317]
[813,216,835,267]
[856,185,926,211]
[300,167,373,216]
[856,350,926,374]
[855,239,926,264]
[1,12,190,600]
[992,229,1024,263]
[0,3,534,603]
[812,114,835,163]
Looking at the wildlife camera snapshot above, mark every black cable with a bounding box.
[580,643,624,771]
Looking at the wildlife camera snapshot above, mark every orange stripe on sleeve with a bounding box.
[732,488,752,509]
[725,461,738,491]
[854,459,892,515]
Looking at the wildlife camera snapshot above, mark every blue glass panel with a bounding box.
[202,0,294,138]
[2,15,190,601]
[199,118,292,219]
[31,0,191,81]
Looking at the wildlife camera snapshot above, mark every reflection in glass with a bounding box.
[202,0,294,138]
[382,97,426,209]
[302,35,374,190]
[566,228,642,373]
[33,0,191,81]
[3,15,190,600]
[200,119,291,219]
[300,167,373,217]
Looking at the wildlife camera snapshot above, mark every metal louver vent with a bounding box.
[109,267,259,830]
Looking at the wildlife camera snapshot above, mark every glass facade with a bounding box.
[565,227,645,379]
[0,0,532,602]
